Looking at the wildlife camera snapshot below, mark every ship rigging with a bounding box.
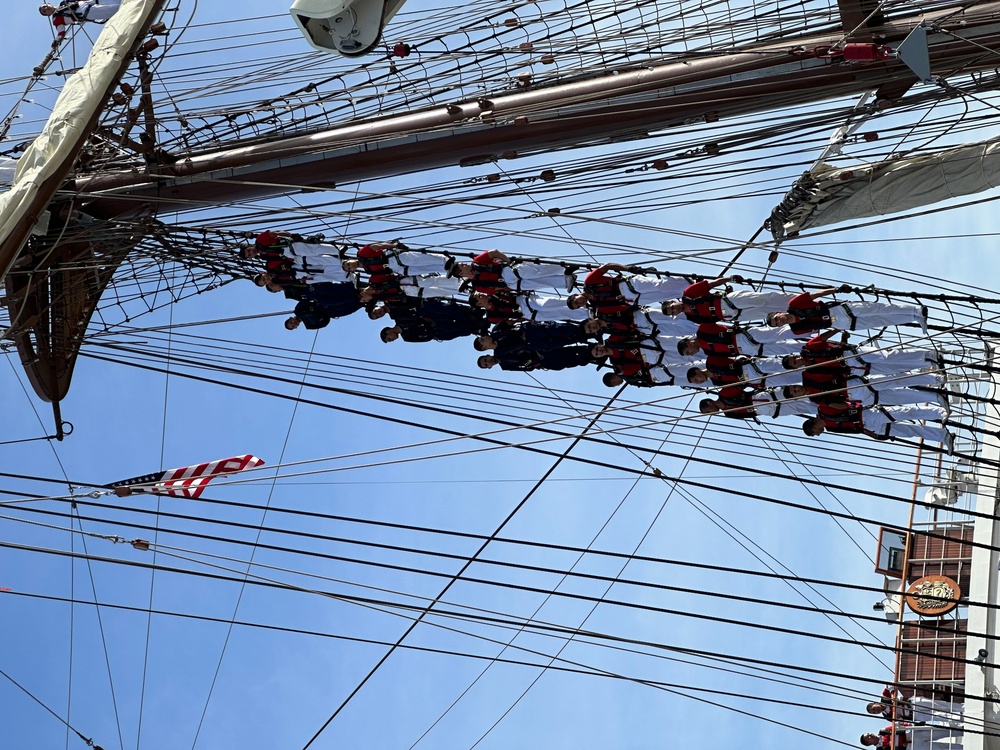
[2,1,1000,749]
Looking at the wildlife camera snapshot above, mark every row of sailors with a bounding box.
[471,316,954,446]
[244,233,927,355]
[244,232,966,448]
[470,314,957,450]
[695,329,962,450]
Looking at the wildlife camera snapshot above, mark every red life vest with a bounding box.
[357,245,390,274]
[584,276,632,314]
[263,251,292,271]
[818,402,864,433]
[369,272,408,304]
[600,315,639,334]
[471,262,508,294]
[623,368,657,386]
[801,340,869,376]
[802,370,849,403]
[681,282,725,322]
[595,308,640,332]
[485,289,522,324]
[717,386,757,419]
[800,340,847,364]
[696,324,739,355]
[706,355,745,385]
[617,360,646,378]
[609,346,644,368]
[788,299,837,334]
[256,229,285,248]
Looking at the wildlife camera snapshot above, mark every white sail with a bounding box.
[0,0,157,277]
[768,138,1000,240]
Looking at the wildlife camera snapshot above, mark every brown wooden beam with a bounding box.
[76,2,1000,216]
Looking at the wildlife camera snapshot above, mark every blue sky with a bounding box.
[1,2,997,749]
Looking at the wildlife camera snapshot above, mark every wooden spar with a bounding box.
[5,230,140,403]
[77,3,1000,216]
[0,0,166,409]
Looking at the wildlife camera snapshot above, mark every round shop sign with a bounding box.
[905,574,961,616]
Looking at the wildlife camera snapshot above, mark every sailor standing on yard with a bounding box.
[802,403,952,448]
[450,249,576,294]
[244,231,356,285]
[283,284,365,330]
[765,286,927,335]
[470,290,590,324]
[698,385,818,420]
[342,241,456,277]
[40,1,122,38]
[677,322,802,359]
[860,725,910,748]
[685,355,802,389]
[247,230,337,260]
[782,330,940,376]
[567,262,691,311]
[378,298,487,343]
[473,319,602,356]
[784,371,947,409]
[661,275,790,324]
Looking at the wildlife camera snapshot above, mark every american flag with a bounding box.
[109,455,265,498]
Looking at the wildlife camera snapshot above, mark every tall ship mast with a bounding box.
[2,1,1000,748]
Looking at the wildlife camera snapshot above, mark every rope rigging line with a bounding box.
[35,77,988,238]
[23,142,1000,344]
[63,342,925,499]
[408,386,701,747]
[17,352,1000,656]
[65,496,75,750]
[7,246,125,743]
[1,533,986,704]
[298,386,628,749]
[0,665,103,750]
[7,586,975,745]
[3,340,936,496]
[669,479,898,660]
[0,588,918,725]
[13,499,979,659]
[6,532,996,703]
[47,249,999,428]
[11,485,1000,617]
[70,508,127,750]
[96,323,986,469]
[71,336,1000,518]
[29,0,992,226]
[95,539,1000,678]
[189,327,320,750]
[134,283,176,750]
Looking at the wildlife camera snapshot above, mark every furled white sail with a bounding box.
[768,138,1000,240]
[0,0,158,279]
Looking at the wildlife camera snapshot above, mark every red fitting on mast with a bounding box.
[841,43,895,62]
[810,43,895,61]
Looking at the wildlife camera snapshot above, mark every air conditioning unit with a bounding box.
[922,466,978,506]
